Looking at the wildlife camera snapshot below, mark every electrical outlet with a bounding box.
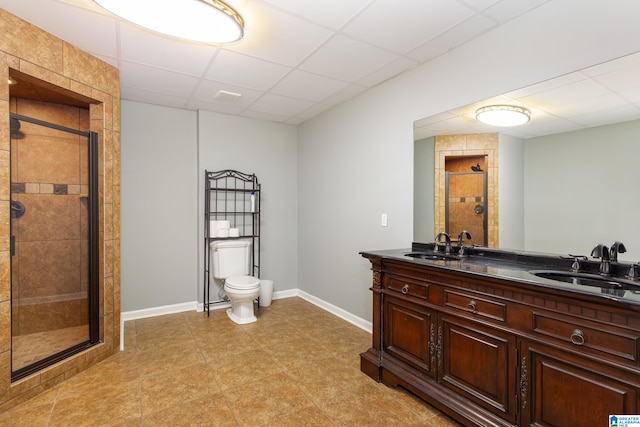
[381,213,388,227]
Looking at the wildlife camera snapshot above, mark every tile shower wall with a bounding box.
[0,9,120,411]
[11,99,90,336]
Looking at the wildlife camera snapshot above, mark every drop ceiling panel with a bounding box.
[205,50,290,91]
[270,70,349,102]
[258,0,372,29]
[120,86,190,110]
[119,25,218,76]
[228,1,332,66]
[119,62,201,97]
[407,14,497,62]
[342,0,475,54]
[299,34,398,82]
[191,80,263,109]
[482,0,551,23]
[248,93,314,117]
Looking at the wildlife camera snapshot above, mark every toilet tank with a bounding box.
[210,240,251,279]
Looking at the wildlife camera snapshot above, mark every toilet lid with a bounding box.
[225,275,260,289]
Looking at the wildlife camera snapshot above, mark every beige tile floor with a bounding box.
[12,325,89,371]
[1,297,462,426]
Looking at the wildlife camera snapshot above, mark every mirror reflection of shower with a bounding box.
[444,156,488,246]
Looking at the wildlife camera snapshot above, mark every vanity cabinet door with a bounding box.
[384,296,436,378]
[521,340,639,427]
[439,314,518,424]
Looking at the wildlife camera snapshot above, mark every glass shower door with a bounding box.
[10,113,99,379]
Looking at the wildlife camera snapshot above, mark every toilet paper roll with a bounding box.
[217,228,229,238]
[214,220,230,229]
[209,220,230,237]
[229,228,240,237]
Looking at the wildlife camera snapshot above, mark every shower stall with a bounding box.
[10,110,99,380]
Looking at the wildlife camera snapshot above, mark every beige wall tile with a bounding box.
[0,11,63,74]
[64,43,118,95]
[0,301,9,352]
[19,62,69,90]
[0,201,8,252]
[0,252,9,302]
[0,151,9,201]
[0,103,9,151]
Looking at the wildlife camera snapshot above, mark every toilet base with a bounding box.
[226,306,257,324]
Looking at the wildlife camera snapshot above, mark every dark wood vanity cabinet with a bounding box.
[360,256,640,427]
[521,339,639,426]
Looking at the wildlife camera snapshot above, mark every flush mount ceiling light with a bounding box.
[475,105,530,127]
[93,0,244,44]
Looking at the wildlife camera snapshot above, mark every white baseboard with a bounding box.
[120,301,200,350]
[120,289,371,350]
[296,290,372,333]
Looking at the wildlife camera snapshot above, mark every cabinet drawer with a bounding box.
[444,290,506,322]
[387,276,429,300]
[532,311,639,362]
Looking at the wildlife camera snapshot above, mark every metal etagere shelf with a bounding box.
[203,169,260,315]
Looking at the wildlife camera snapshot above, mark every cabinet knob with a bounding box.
[467,300,477,313]
[570,329,585,346]
[401,284,409,294]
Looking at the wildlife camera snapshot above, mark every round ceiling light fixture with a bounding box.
[475,105,530,127]
[94,0,244,44]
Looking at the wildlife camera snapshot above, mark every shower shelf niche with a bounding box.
[203,169,260,315]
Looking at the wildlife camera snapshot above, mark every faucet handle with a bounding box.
[567,254,587,273]
[626,263,640,280]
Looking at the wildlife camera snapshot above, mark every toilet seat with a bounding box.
[225,275,260,290]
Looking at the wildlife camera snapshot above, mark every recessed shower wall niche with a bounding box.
[0,9,120,412]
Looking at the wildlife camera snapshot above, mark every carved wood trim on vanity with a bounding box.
[360,255,640,427]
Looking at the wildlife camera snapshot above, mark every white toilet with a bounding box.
[210,240,261,324]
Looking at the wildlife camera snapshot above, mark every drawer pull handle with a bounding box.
[401,284,409,294]
[570,329,585,346]
[467,300,477,312]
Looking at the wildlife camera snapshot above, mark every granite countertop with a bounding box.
[360,243,640,307]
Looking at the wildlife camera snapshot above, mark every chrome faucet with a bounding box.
[457,230,472,256]
[610,241,627,263]
[435,232,452,254]
[590,243,611,276]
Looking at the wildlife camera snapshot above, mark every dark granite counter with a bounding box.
[360,243,640,307]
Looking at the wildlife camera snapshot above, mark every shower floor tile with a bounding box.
[12,325,88,371]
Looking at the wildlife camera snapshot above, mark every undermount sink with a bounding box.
[530,270,640,291]
[405,252,460,261]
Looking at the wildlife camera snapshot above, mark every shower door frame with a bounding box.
[10,112,100,381]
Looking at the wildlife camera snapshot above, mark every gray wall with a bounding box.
[120,101,198,311]
[121,105,297,312]
[296,0,640,321]
[524,119,640,260]
[414,137,435,243]
[197,111,298,301]
[498,134,525,250]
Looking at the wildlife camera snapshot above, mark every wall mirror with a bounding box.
[414,51,640,261]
